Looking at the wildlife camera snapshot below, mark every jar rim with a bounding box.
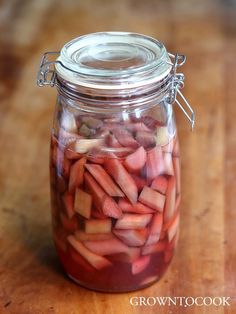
[55,32,172,90]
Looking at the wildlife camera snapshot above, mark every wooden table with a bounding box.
[0,0,235,313]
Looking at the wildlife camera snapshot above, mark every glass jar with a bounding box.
[37,32,195,292]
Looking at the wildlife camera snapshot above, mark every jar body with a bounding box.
[50,92,181,292]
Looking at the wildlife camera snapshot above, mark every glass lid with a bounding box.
[55,32,172,89]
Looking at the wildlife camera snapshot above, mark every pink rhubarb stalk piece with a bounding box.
[83,238,129,256]
[124,146,147,173]
[131,174,147,192]
[146,146,165,181]
[151,176,168,195]
[139,186,165,212]
[68,157,86,193]
[75,230,115,242]
[118,198,155,214]
[115,213,152,230]
[84,172,106,211]
[107,247,141,263]
[173,156,181,194]
[60,212,78,233]
[167,213,180,242]
[141,240,167,255]
[105,159,138,204]
[102,195,123,219]
[125,122,151,132]
[135,131,156,149]
[85,219,112,234]
[112,127,139,148]
[106,133,122,148]
[85,163,124,197]
[162,137,174,154]
[67,235,112,270]
[163,153,174,176]
[74,188,92,219]
[132,255,151,275]
[113,228,148,247]
[145,213,163,246]
[164,177,176,223]
[62,191,75,219]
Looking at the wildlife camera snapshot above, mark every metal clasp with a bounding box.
[37,52,59,87]
[167,53,195,130]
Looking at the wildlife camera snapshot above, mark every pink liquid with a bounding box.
[50,114,180,292]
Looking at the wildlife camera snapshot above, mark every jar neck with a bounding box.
[55,73,173,112]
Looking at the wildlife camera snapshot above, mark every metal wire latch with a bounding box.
[167,53,195,130]
[37,52,59,87]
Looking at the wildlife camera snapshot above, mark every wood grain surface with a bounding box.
[0,0,236,313]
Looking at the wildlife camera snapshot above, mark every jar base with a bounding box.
[66,272,161,293]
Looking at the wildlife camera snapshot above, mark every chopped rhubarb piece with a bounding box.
[156,126,169,146]
[163,153,174,176]
[167,229,179,251]
[62,191,75,219]
[84,172,106,211]
[112,127,139,148]
[58,129,82,147]
[78,124,92,137]
[67,235,112,270]
[85,219,112,234]
[146,146,165,181]
[162,137,174,154]
[75,230,115,241]
[141,240,167,255]
[132,255,151,275]
[145,213,163,245]
[74,139,104,154]
[102,195,122,218]
[167,213,180,242]
[56,175,67,193]
[105,159,138,204]
[125,122,151,132]
[83,238,129,255]
[74,188,92,219]
[135,131,156,149]
[91,209,108,219]
[118,198,155,214]
[85,164,124,197]
[142,116,163,130]
[162,210,179,232]
[65,146,82,160]
[173,157,181,194]
[124,146,147,173]
[115,213,152,229]
[68,157,86,193]
[164,177,176,223]
[82,116,103,129]
[113,228,148,247]
[131,174,147,192]
[69,245,95,272]
[151,176,168,195]
[60,212,78,233]
[139,186,165,212]
[107,247,141,263]
[87,154,105,165]
[160,229,166,240]
[106,133,122,148]
[61,112,77,133]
